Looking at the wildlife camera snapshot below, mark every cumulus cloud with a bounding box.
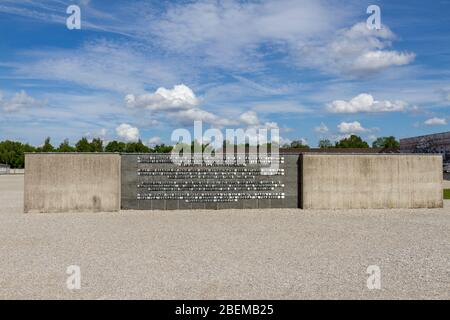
[238,111,280,130]
[125,84,237,127]
[125,84,282,129]
[298,22,415,76]
[327,93,407,113]
[424,117,447,126]
[126,84,199,111]
[239,111,260,126]
[0,90,44,112]
[116,123,139,142]
[337,121,367,133]
[314,122,329,134]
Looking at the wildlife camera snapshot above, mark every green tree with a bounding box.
[125,140,151,153]
[153,144,173,153]
[57,139,76,152]
[41,137,54,152]
[75,137,92,152]
[105,141,127,152]
[0,140,35,168]
[335,135,369,148]
[290,140,309,149]
[90,138,104,152]
[318,139,333,148]
[372,136,400,148]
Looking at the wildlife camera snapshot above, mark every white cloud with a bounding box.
[424,117,447,126]
[126,84,199,111]
[0,90,44,112]
[3,2,414,79]
[263,122,279,130]
[239,111,260,126]
[352,51,415,72]
[338,121,367,133]
[116,123,139,142]
[330,134,351,142]
[314,122,329,134]
[297,22,415,76]
[327,93,407,113]
[126,84,238,127]
[151,0,337,70]
[175,108,234,127]
[238,110,280,131]
[125,85,283,129]
[148,136,162,146]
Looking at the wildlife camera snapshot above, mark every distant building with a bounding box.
[400,131,450,165]
[0,164,10,175]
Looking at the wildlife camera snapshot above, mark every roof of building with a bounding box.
[400,131,450,142]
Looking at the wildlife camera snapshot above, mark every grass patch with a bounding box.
[444,189,450,200]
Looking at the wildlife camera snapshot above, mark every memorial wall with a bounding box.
[121,153,300,210]
[23,152,443,213]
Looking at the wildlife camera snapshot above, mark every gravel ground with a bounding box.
[0,175,449,300]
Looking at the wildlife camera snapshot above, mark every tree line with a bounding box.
[317,135,399,149]
[0,135,399,169]
[0,138,173,168]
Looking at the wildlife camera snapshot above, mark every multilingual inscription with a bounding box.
[136,154,285,203]
[121,153,299,210]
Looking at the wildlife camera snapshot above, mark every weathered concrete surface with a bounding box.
[301,154,443,209]
[24,154,121,213]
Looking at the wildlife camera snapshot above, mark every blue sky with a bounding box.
[0,0,449,147]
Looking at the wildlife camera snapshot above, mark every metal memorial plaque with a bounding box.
[121,153,299,210]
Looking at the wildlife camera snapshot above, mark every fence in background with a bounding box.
[0,164,10,175]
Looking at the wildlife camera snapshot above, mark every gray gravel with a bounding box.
[0,175,449,299]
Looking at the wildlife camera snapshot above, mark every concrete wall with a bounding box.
[301,154,443,209]
[24,153,121,213]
